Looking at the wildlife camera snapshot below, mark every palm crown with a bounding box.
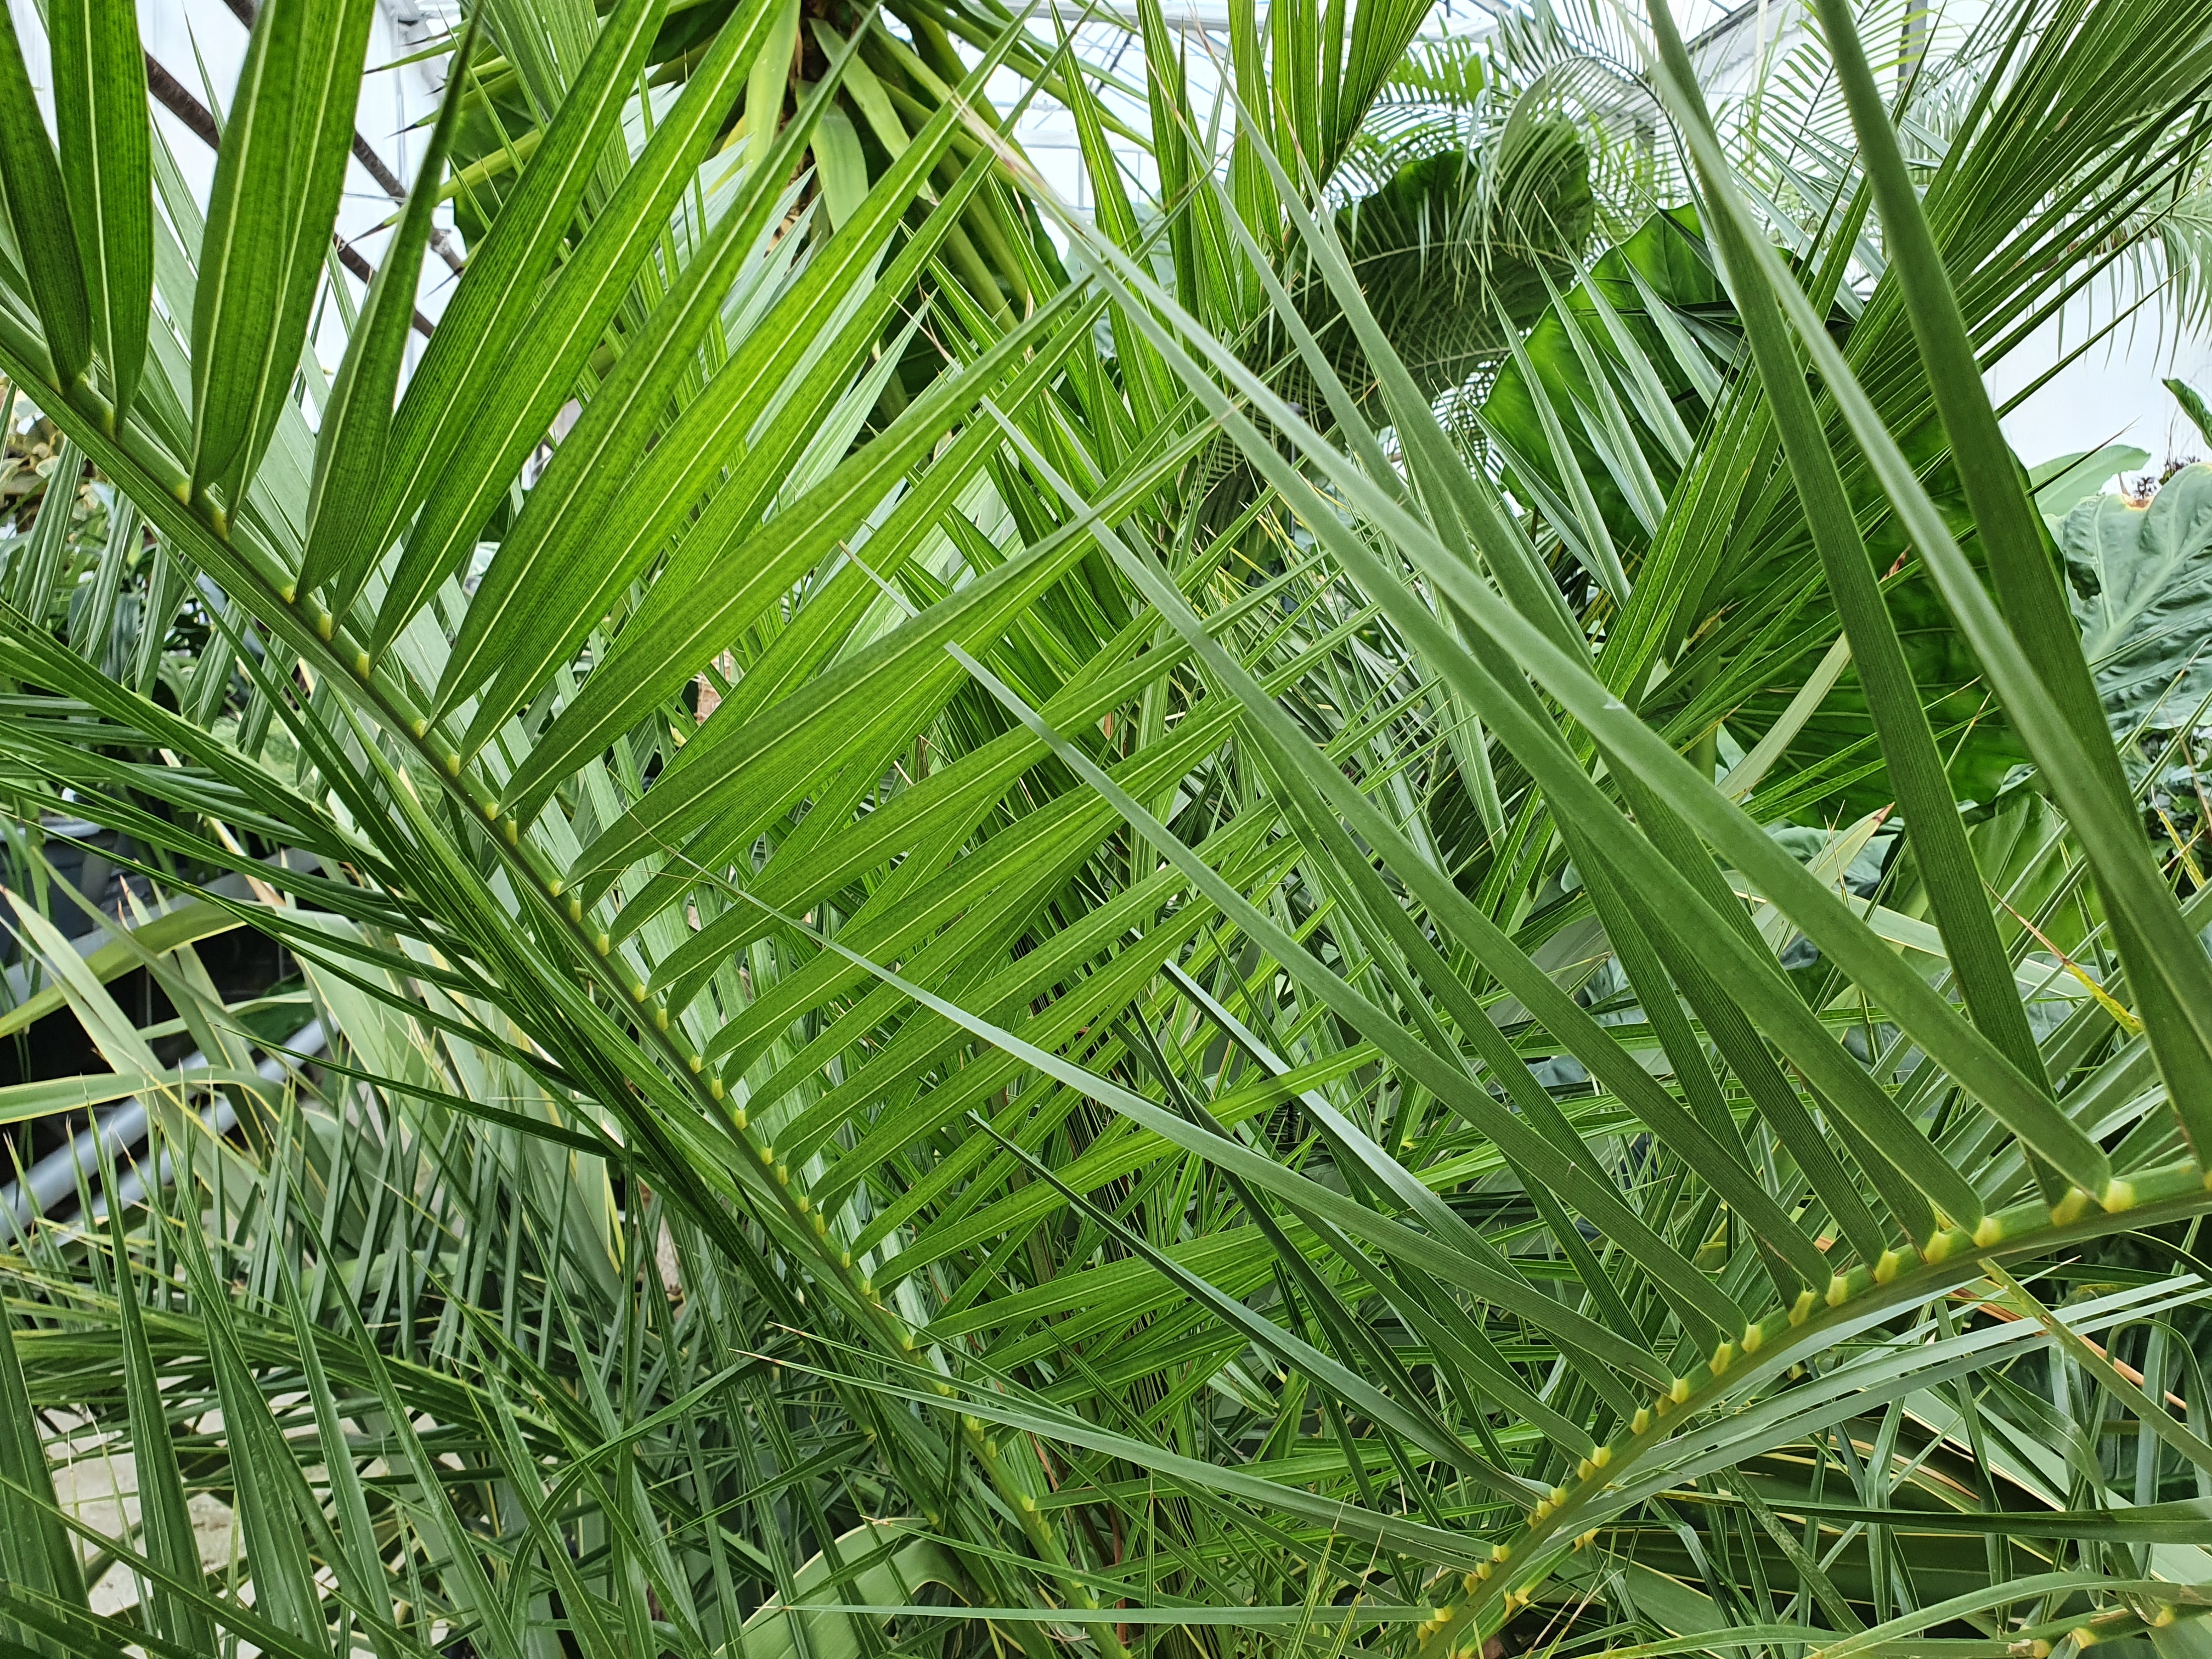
[0,0,2204,1654]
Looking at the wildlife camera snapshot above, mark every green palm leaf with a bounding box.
[49,0,151,421]
[0,0,92,394]
[188,0,376,511]
[0,1,2203,1655]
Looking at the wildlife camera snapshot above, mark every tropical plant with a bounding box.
[0,0,2207,1656]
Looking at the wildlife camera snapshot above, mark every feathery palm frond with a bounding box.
[0,1,2202,1657]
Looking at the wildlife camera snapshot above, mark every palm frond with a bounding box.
[0,0,2200,1655]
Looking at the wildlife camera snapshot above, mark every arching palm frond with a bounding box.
[0,2,2201,1658]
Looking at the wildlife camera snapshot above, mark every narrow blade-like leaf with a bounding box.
[50,0,151,419]
[326,0,667,619]
[0,3,92,392]
[189,0,375,507]
[296,23,476,604]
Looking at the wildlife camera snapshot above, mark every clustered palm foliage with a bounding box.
[0,0,2207,1652]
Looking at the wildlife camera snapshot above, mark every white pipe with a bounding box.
[2,1020,325,1225]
